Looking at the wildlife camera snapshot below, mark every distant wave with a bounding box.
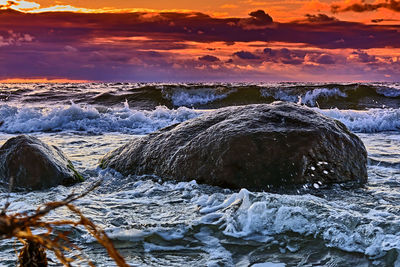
[262,87,347,106]
[1,82,400,110]
[163,87,234,106]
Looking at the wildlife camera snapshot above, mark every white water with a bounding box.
[0,83,400,266]
[261,87,347,107]
[1,102,399,134]
[165,88,233,106]
[1,137,399,266]
[0,103,201,134]
[318,108,400,133]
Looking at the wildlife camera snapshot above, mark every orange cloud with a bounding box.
[301,0,331,13]
[332,0,400,13]
[0,0,198,14]
[0,0,39,10]
[1,7,400,81]
[220,4,238,9]
[3,0,400,25]
[0,78,91,83]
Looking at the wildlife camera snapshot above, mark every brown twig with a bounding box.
[0,180,129,267]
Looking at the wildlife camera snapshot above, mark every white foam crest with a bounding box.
[106,228,152,242]
[199,188,252,214]
[196,189,400,259]
[300,88,347,106]
[0,103,202,134]
[167,88,232,106]
[262,88,347,107]
[317,108,400,132]
[375,86,400,97]
[261,90,298,103]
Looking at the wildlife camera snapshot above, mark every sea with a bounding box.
[0,82,399,266]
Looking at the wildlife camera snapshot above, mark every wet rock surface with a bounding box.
[0,135,83,191]
[101,102,368,191]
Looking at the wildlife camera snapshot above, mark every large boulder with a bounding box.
[0,135,83,191]
[100,102,367,190]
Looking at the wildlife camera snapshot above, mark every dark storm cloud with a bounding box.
[198,55,220,62]
[233,51,260,59]
[305,14,338,23]
[237,48,336,66]
[1,9,400,49]
[237,10,274,29]
[348,50,377,63]
[249,10,273,24]
[0,9,399,81]
[332,0,400,13]
[305,53,336,65]
[276,48,304,65]
[371,18,400,23]
[262,48,305,65]
[314,54,335,64]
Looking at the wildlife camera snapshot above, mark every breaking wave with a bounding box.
[0,102,201,134]
[0,102,399,134]
[318,108,400,133]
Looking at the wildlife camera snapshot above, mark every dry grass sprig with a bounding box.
[0,180,129,267]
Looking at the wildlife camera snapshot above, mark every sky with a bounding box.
[1,0,400,82]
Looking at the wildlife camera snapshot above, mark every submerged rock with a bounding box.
[100,102,367,191]
[0,135,83,191]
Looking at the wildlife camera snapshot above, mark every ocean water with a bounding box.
[0,82,399,266]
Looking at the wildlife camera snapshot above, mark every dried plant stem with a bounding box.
[0,180,129,267]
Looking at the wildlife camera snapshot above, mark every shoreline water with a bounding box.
[0,82,399,266]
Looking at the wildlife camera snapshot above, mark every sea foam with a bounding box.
[0,103,399,134]
[0,103,201,134]
[195,188,400,260]
[261,87,347,107]
[164,87,233,106]
[317,108,400,132]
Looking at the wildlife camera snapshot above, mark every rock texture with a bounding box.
[0,135,83,191]
[100,102,368,190]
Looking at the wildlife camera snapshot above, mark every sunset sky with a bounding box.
[1,0,400,82]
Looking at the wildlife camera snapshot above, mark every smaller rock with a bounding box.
[0,135,83,191]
